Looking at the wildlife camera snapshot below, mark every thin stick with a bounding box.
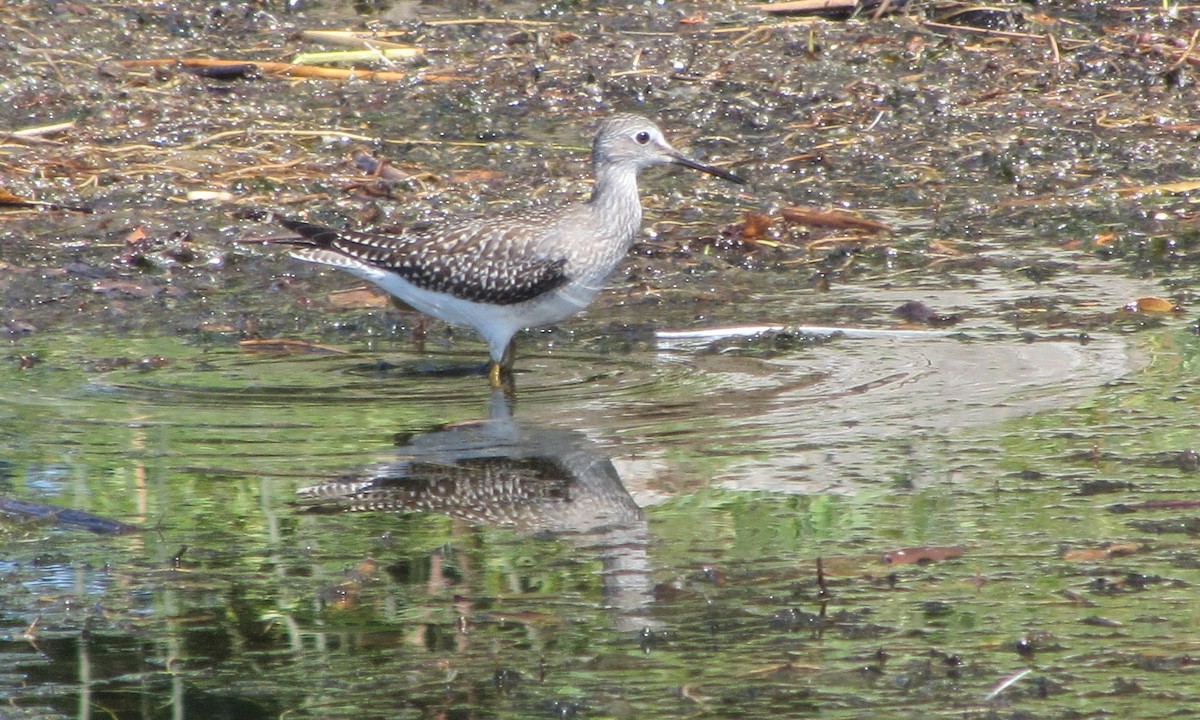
[291,48,423,66]
[1165,27,1200,73]
[0,120,75,146]
[922,20,1091,49]
[300,29,417,50]
[985,668,1032,701]
[422,16,557,27]
[748,0,856,13]
[8,120,75,137]
[115,58,411,82]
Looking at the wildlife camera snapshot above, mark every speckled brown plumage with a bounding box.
[276,215,571,305]
[261,114,744,381]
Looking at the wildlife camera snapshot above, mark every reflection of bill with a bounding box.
[297,389,650,625]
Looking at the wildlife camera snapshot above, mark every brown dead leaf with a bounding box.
[1124,297,1179,313]
[882,545,965,566]
[0,188,34,205]
[926,240,963,256]
[1061,542,1146,562]
[739,210,774,242]
[117,225,151,263]
[780,206,891,233]
[450,169,502,184]
[327,287,389,309]
[199,323,237,333]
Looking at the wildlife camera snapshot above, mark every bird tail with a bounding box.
[236,208,340,249]
[274,216,342,248]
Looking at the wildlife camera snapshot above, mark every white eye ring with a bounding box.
[634,131,651,145]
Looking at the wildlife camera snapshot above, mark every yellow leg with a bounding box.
[500,340,515,372]
[487,341,517,391]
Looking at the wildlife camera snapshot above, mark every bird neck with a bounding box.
[586,162,644,246]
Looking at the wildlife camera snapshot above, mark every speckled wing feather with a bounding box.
[275,215,570,305]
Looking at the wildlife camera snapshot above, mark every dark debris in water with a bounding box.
[892,300,962,327]
[0,496,137,535]
[700,327,843,357]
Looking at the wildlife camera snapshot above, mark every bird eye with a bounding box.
[634,131,651,144]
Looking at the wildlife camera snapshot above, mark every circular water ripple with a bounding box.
[1,327,1142,492]
[81,347,678,408]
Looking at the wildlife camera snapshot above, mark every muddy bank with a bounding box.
[2,1,1196,351]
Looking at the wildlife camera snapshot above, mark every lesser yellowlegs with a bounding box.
[262,114,744,386]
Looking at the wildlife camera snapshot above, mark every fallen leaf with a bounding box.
[327,287,389,309]
[882,545,965,565]
[450,168,502,184]
[926,240,963,256]
[739,210,774,241]
[0,188,34,205]
[199,323,237,333]
[780,206,891,233]
[1061,542,1146,562]
[1124,297,1179,313]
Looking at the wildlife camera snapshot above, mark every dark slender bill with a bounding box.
[672,154,746,185]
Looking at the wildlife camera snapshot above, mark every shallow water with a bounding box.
[4,319,1199,718]
[4,0,1200,718]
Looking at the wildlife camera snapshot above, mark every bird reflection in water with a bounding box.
[296,389,651,629]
